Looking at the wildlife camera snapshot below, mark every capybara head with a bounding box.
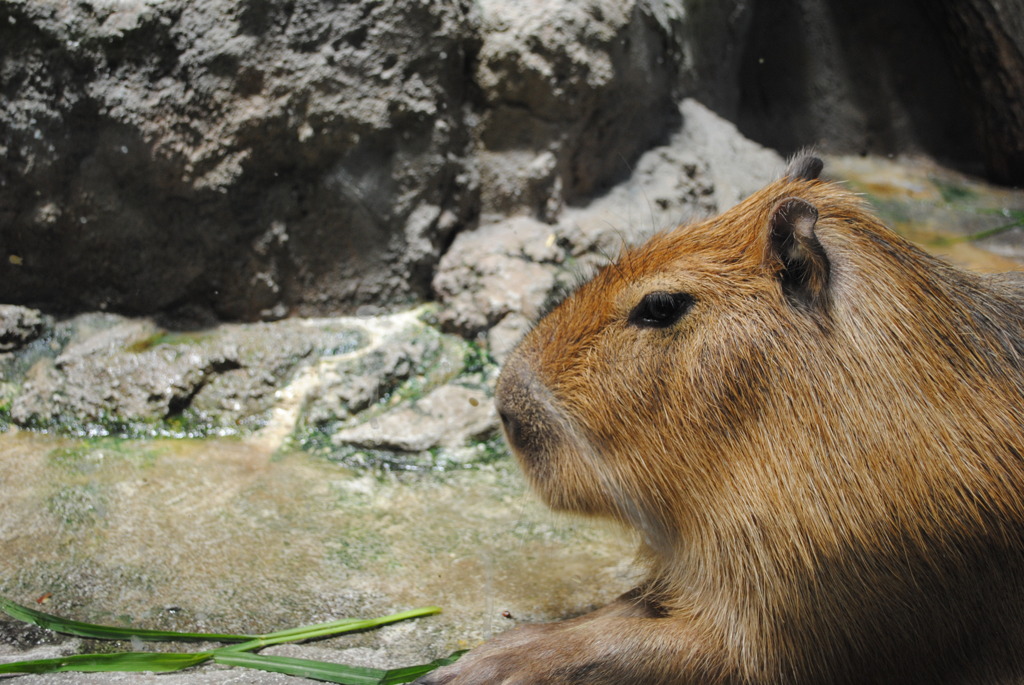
[495,155,1024,604]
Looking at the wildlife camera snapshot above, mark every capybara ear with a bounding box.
[768,197,830,310]
[785,154,824,181]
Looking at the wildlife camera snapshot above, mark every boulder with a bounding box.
[333,384,498,453]
[472,0,683,219]
[432,217,563,337]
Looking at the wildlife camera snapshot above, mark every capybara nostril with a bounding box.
[494,357,525,450]
[496,406,522,451]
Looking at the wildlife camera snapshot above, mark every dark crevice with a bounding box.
[165,359,242,417]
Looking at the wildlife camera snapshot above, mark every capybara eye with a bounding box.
[628,291,694,328]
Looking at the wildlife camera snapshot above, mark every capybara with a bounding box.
[418,156,1024,684]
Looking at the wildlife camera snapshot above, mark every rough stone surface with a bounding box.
[487,312,533,365]
[673,99,789,210]
[0,306,46,352]
[295,311,468,431]
[433,217,563,337]
[471,0,681,220]
[9,313,366,432]
[0,304,493,456]
[0,0,478,320]
[333,384,498,453]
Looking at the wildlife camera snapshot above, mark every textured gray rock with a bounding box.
[0,0,478,320]
[673,99,788,210]
[13,315,223,428]
[333,384,497,453]
[472,0,681,220]
[0,306,45,352]
[9,313,366,433]
[432,217,563,337]
[487,312,534,365]
[294,311,469,431]
[0,302,501,459]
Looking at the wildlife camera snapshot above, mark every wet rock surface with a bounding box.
[0,304,509,479]
[8,313,366,436]
[824,155,1024,273]
[334,383,495,453]
[0,432,636,682]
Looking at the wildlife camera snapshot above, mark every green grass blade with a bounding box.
[0,597,257,642]
[220,606,443,653]
[213,651,388,684]
[259,606,442,641]
[379,650,466,684]
[211,649,466,685]
[0,651,213,674]
[0,596,449,681]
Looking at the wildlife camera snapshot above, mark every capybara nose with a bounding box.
[497,405,525,453]
[495,354,558,460]
[495,357,529,453]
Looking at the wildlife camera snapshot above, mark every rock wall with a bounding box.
[0,0,686,321]
[1,0,479,321]
[1,0,1020,322]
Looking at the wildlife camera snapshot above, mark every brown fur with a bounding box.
[418,158,1024,684]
